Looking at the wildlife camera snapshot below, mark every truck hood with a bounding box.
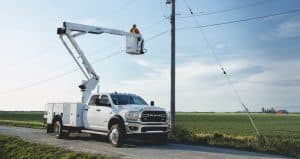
[116,104,165,112]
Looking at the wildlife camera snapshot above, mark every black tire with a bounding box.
[46,124,54,133]
[53,119,69,139]
[108,124,125,147]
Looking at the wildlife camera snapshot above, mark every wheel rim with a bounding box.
[54,121,61,136]
[109,128,119,145]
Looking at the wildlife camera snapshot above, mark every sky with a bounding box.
[0,0,300,112]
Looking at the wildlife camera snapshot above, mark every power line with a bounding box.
[0,30,170,95]
[104,0,138,21]
[182,0,260,135]
[177,9,300,29]
[177,0,271,19]
[0,51,123,95]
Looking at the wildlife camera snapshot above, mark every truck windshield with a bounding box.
[110,94,148,105]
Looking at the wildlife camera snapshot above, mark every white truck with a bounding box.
[44,22,169,147]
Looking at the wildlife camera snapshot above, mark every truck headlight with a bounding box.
[125,111,140,121]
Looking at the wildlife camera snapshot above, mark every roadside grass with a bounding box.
[176,112,300,138]
[0,111,44,122]
[175,112,300,157]
[0,134,112,159]
[0,111,299,157]
[0,120,45,129]
[171,126,300,158]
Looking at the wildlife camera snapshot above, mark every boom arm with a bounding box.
[57,22,144,104]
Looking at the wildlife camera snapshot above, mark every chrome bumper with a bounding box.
[125,121,169,134]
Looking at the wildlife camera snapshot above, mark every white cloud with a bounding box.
[260,19,300,40]
[215,44,225,49]
[109,56,300,112]
[77,18,110,27]
[112,57,260,111]
[134,59,152,67]
[277,20,300,38]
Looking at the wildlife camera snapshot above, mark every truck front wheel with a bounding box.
[108,124,124,147]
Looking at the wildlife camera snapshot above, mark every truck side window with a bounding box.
[88,95,100,105]
[98,95,111,106]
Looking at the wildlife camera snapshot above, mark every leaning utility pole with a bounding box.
[167,0,176,132]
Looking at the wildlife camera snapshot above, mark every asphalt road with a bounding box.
[0,125,292,159]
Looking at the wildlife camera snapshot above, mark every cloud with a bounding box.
[260,19,300,40]
[77,18,109,27]
[112,57,263,110]
[241,58,300,87]
[134,59,151,67]
[276,20,300,38]
[215,44,225,49]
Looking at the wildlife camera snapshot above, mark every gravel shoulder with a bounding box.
[0,125,292,159]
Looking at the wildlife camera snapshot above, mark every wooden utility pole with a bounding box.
[169,0,176,132]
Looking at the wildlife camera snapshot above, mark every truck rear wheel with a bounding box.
[108,124,124,147]
[46,124,54,133]
[53,120,69,139]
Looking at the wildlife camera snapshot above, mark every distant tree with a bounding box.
[262,107,265,113]
[271,107,276,113]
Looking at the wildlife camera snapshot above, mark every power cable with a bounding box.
[104,0,138,22]
[0,51,123,95]
[177,9,300,29]
[177,0,271,19]
[0,30,170,95]
[182,0,260,135]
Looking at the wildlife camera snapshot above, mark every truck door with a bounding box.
[94,95,113,131]
[83,95,100,130]
[83,94,112,131]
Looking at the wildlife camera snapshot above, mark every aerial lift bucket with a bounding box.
[126,36,146,55]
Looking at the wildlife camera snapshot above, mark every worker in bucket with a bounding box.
[130,24,144,54]
[130,24,140,34]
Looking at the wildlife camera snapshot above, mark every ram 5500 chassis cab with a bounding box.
[45,93,169,146]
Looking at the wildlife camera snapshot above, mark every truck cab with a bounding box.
[45,92,169,147]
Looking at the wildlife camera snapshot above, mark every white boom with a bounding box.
[57,22,145,104]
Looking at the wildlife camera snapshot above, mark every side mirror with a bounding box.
[150,101,155,106]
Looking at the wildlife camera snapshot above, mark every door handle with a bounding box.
[84,108,89,111]
[96,109,101,112]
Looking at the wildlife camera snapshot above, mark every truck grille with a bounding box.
[141,127,168,132]
[141,111,167,122]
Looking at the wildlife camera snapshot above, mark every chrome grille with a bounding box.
[141,111,167,122]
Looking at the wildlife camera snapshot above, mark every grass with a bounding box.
[0,111,45,129]
[174,112,300,158]
[0,111,299,157]
[176,112,300,138]
[0,134,111,159]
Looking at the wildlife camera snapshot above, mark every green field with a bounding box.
[0,111,299,138]
[0,111,299,157]
[0,111,45,129]
[176,112,300,139]
[0,111,43,122]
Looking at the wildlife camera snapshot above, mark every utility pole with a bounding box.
[166,0,176,132]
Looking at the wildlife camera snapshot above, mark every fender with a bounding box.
[108,115,125,131]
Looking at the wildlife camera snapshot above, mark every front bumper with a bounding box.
[125,121,169,134]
